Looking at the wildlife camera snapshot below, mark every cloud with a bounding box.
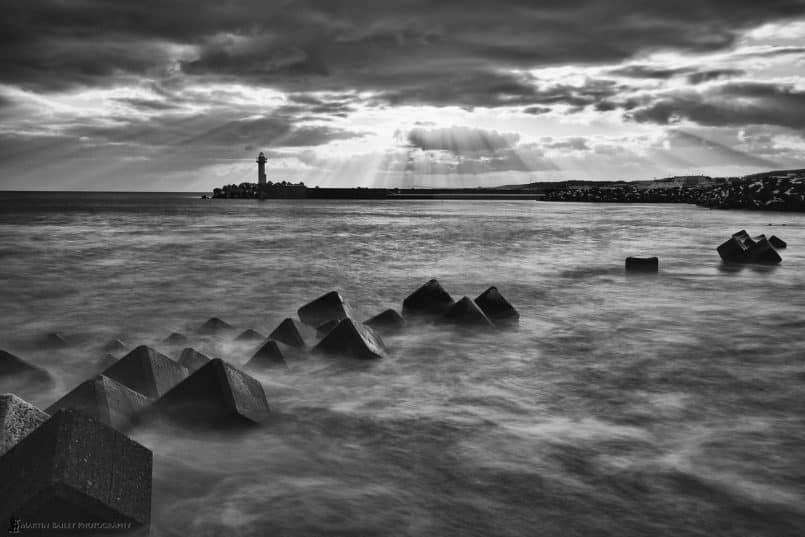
[738,45,805,58]
[1,1,805,188]
[113,97,184,112]
[542,137,590,151]
[398,126,562,175]
[523,106,552,115]
[686,68,745,84]
[607,65,745,85]
[2,0,804,104]
[628,82,805,129]
[608,65,692,79]
[659,129,779,167]
[406,126,519,154]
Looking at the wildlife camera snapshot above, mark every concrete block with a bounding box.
[0,410,152,533]
[153,359,270,427]
[102,345,187,398]
[313,318,386,360]
[0,394,48,457]
[402,279,454,318]
[297,291,351,327]
[46,375,151,431]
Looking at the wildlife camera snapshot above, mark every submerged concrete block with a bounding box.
[313,318,386,360]
[46,375,151,431]
[0,409,152,532]
[269,318,311,348]
[718,231,782,264]
[748,237,782,264]
[102,338,128,354]
[0,394,48,457]
[153,359,270,427]
[102,345,188,398]
[316,319,341,339]
[751,233,767,243]
[625,256,659,273]
[769,235,787,249]
[0,350,51,386]
[198,317,234,334]
[96,353,119,372]
[246,340,288,370]
[732,229,755,247]
[717,236,749,262]
[35,332,69,350]
[316,319,339,339]
[442,296,495,328]
[402,279,455,318]
[297,291,351,327]
[235,329,264,343]
[475,287,520,323]
[364,309,406,333]
[177,347,211,373]
[164,332,189,345]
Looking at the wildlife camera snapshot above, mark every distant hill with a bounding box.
[743,169,805,180]
[496,169,805,192]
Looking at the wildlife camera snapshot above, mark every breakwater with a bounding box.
[543,184,708,204]
[543,169,805,212]
[209,169,805,211]
[211,183,542,200]
[697,170,805,211]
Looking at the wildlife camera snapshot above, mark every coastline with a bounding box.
[207,168,805,211]
[210,185,544,200]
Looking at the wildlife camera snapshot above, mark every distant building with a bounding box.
[257,152,267,186]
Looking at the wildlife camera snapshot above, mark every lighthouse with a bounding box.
[257,152,267,187]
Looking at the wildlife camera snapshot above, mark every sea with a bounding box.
[1,191,804,537]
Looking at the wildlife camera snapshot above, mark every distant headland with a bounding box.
[207,153,805,211]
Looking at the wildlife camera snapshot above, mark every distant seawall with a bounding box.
[209,170,805,211]
[211,184,543,200]
[543,170,805,212]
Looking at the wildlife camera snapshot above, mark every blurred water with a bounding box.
[1,192,804,536]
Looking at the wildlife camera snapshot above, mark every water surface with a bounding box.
[1,192,804,536]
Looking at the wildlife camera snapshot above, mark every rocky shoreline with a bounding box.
[546,169,805,211]
[696,171,805,211]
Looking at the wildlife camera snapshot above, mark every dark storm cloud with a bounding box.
[3,0,805,108]
[686,69,745,84]
[523,106,552,115]
[629,82,805,129]
[607,65,745,85]
[114,97,184,112]
[738,46,805,58]
[277,93,360,119]
[608,65,692,80]
[374,72,624,110]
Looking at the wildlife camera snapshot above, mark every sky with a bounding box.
[2,1,805,191]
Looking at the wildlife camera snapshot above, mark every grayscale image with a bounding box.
[1,1,804,536]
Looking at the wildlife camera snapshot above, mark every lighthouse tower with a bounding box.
[257,152,267,187]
